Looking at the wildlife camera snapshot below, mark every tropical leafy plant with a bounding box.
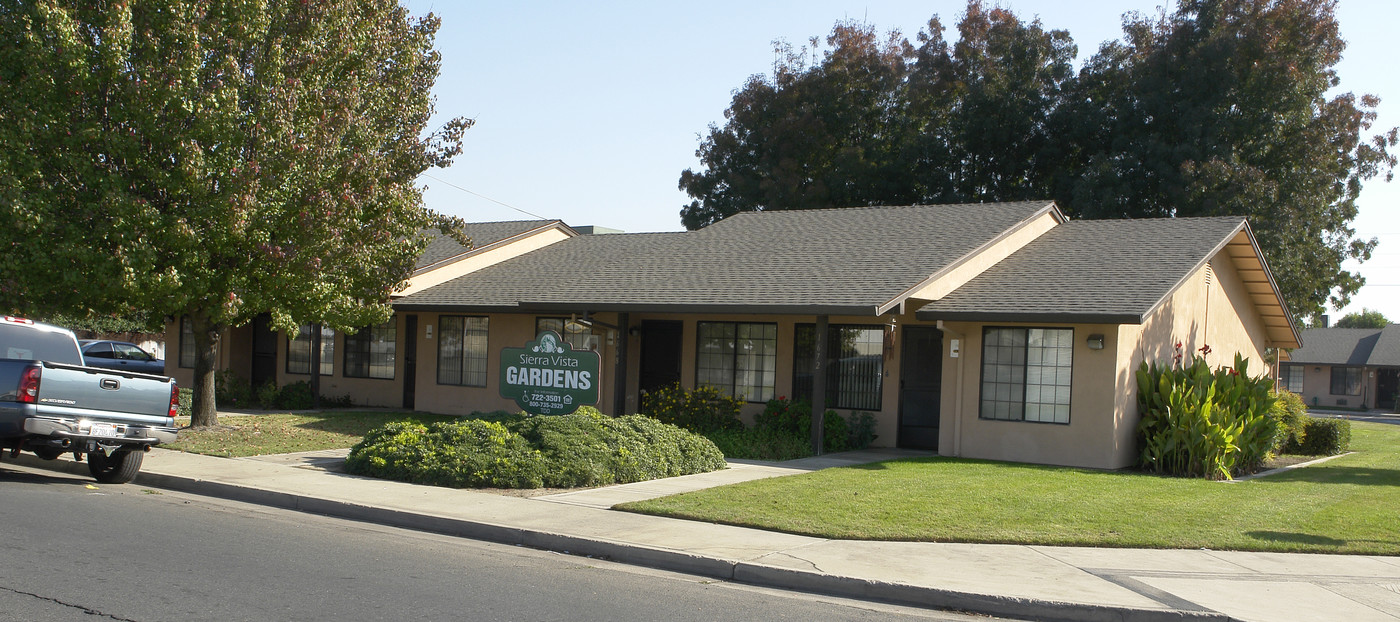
[1136,347,1278,479]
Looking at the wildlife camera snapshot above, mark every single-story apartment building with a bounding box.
[1281,325,1400,411]
[165,201,1300,470]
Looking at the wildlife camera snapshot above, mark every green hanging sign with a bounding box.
[499,331,601,415]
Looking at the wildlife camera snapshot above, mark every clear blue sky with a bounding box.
[401,1,1398,321]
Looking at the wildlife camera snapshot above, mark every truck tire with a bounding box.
[88,449,143,484]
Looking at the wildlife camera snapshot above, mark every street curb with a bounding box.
[6,453,1237,622]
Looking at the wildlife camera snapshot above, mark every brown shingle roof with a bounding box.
[915,217,1248,323]
[396,202,1057,314]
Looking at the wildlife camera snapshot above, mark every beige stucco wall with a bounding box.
[1291,363,1374,409]
[936,320,1125,468]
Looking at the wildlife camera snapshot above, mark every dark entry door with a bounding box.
[638,321,684,403]
[1377,368,1399,412]
[403,315,418,410]
[250,313,278,388]
[899,326,943,450]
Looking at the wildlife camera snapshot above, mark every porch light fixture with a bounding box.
[1086,334,1105,350]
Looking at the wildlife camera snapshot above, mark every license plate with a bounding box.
[88,422,119,438]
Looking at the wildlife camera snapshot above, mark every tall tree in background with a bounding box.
[1334,308,1389,328]
[907,3,1075,203]
[678,0,1395,320]
[0,1,471,426]
[677,22,915,230]
[1059,0,1396,317]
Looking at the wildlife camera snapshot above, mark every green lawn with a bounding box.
[168,412,456,457]
[618,422,1400,555]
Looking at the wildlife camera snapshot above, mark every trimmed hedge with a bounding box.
[1298,417,1352,456]
[345,408,727,489]
[1269,390,1309,453]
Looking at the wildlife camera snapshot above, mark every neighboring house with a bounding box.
[166,201,1300,470]
[1281,325,1400,411]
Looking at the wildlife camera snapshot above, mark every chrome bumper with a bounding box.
[23,417,178,445]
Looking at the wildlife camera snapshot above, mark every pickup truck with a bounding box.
[0,316,179,483]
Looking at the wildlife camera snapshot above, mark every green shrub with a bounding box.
[1269,390,1309,453]
[214,370,255,407]
[753,397,861,453]
[345,412,726,489]
[1136,350,1278,479]
[255,381,279,409]
[274,381,315,410]
[1299,418,1352,456]
[703,427,812,461]
[640,383,743,433]
[346,420,547,488]
[847,411,878,449]
[176,387,193,418]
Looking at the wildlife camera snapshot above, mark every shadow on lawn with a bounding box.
[1255,465,1400,487]
[1246,530,1347,547]
[289,412,454,435]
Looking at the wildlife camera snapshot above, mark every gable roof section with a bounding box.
[395,201,1058,314]
[916,217,1301,347]
[1289,325,1400,367]
[414,220,570,273]
[1287,327,1384,366]
[1366,325,1400,366]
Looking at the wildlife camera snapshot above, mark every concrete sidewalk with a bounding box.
[7,447,1399,622]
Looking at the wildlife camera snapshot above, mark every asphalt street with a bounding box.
[0,462,999,622]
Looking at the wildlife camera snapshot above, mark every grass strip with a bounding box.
[167,412,456,457]
[619,421,1400,555]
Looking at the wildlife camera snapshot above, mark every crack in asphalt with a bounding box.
[0,584,142,621]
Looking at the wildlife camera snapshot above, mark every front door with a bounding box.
[250,313,278,388]
[1376,368,1399,412]
[899,326,943,450]
[402,315,418,410]
[638,321,684,404]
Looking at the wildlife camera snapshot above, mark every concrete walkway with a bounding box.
[7,446,1399,622]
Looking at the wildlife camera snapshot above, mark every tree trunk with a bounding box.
[190,312,222,428]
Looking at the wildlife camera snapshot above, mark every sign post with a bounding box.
[499,331,601,415]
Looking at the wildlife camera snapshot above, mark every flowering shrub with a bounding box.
[639,383,743,433]
[1136,345,1278,479]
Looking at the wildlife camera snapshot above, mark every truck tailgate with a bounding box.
[37,362,174,424]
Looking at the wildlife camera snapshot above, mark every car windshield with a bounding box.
[0,324,83,365]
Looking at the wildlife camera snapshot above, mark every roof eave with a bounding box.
[411,220,575,276]
[876,201,1066,315]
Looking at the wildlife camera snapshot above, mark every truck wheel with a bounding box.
[33,447,64,460]
[88,450,144,484]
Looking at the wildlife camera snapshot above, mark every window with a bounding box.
[84,342,115,359]
[287,324,334,376]
[1282,364,1304,394]
[980,327,1073,424]
[344,321,396,379]
[535,317,597,351]
[179,317,196,368]
[438,316,489,386]
[1331,367,1362,396]
[696,322,776,402]
[793,325,885,411]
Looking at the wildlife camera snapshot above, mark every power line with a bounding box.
[421,173,552,221]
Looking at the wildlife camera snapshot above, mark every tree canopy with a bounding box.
[678,0,1395,319]
[1334,308,1390,328]
[0,1,470,425]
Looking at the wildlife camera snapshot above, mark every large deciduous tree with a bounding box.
[0,1,471,426]
[1059,0,1396,317]
[678,0,1395,320]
